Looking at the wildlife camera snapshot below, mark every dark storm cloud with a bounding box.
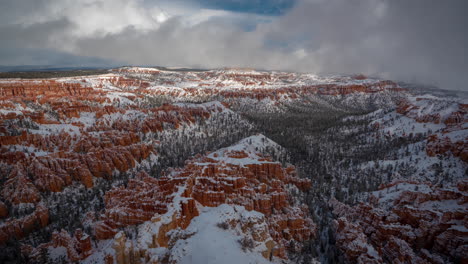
[0,0,467,90]
[0,0,50,24]
[73,17,289,69]
[258,0,468,90]
[0,19,70,65]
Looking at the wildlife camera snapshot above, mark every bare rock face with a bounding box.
[97,171,174,230]
[331,180,468,263]
[49,229,93,262]
[24,229,93,262]
[333,217,383,263]
[426,134,468,162]
[395,96,468,163]
[0,68,444,264]
[94,220,118,240]
[2,165,41,205]
[0,203,49,244]
[103,76,151,89]
[0,80,97,101]
[92,135,315,263]
[146,78,402,101]
[112,67,160,75]
[0,201,8,219]
[0,76,225,194]
[0,77,231,249]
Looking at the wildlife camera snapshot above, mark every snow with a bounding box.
[7,145,50,157]
[82,133,289,263]
[118,66,160,72]
[362,140,467,183]
[31,123,81,135]
[70,112,96,128]
[2,68,464,264]
[449,225,468,233]
[444,129,468,142]
[81,239,116,264]
[174,101,232,114]
[48,246,68,262]
[135,185,189,252]
[169,204,274,264]
[103,68,401,97]
[0,109,24,115]
[374,111,445,136]
[372,182,432,206]
[407,95,465,120]
[105,92,136,105]
[419,199,467,212]
[204,134,280,166]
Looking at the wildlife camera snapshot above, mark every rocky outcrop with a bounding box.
[331,180,468,263]
[93,135,315,263]
[0,86,222,169]
[145,80,402,101]
[0,80,107,106]
[0,201,8,219]
[50,229,93,262]
[0,68,437,264]
[333,217,383,263]
[0,99,223,197]
[113,67,160,75]
[426,134,468,162]
[395,96,468,163]
[25,229,93,262]
[106,76,151,89]
[2,165,41,204]
[0,203,49,244]
[0,78,232,253]
[97,171,173,231]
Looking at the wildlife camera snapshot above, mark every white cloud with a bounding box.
[0,0,467,91]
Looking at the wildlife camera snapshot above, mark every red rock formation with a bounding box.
[98,76,150,89]
[0,78,233,254]
[331,180,468,263]
[2,165,41,204]
[426,134,468,162]
[353,74,367,80]
[0,70,406,263]
[26,229,93,262]
[94,140,315,262]
[144,78,403,101]
[333,217,383,263]
[0,201,8,219]
[100,171,172,228]
[54,229,93,261]
[94,221,118,240]
[0,203,49,244]
[394,97,468,163]
[0,78,226,197]
[0,80,103,102]
[113,67,160,75]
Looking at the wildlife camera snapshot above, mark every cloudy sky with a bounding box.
[0,0,467,90]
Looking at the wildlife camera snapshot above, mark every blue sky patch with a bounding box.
[195,0,296,15]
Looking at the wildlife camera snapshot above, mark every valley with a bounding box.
[0,67,466,264]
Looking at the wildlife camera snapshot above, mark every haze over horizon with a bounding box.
[1,0,467,91]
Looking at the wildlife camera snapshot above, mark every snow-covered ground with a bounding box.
[169,205,274,264]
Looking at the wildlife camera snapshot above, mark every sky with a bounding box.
[0,0,467,91]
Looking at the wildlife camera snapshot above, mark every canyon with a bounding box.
[0,67,466,263]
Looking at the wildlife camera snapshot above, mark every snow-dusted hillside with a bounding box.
[29,134,315,263]
[0,67,466,264]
